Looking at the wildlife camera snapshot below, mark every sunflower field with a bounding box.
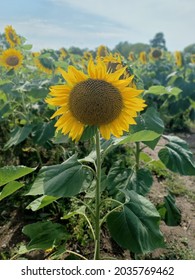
[0,26,195,260]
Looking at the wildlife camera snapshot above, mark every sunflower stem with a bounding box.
[94,130,101,260]
[135,142,140,172]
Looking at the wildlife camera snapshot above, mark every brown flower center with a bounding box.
[152,49,162,58]
[69,78,123,125]
[6,55,19,66]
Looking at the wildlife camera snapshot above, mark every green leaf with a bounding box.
[62,206,86,220]
[107,190,164,254]
[0,103,10,120]
[146,85,168,95]
[158,136,195,175]
[22,221,68,251]
[126,168,153,196]
[0,166,35,187]
[26,195,60,211]
[106,166,132,196]
[28,87,48,101]
[27,155,87,197]
[52,130,70,144]
[23,44,33,50]
[80,126,97,141]
[163,194,181,226]
[114,130,160,145]
[4,125,33,150]
[146,85,182,96]
[0,181,23,201]
[132,107,164,149]
[106,167,152,196]
[32,121,55,145]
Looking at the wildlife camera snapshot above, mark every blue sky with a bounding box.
[0,0,194,51]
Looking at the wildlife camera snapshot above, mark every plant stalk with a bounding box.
[135,142,140,171]
[94,130,101,260]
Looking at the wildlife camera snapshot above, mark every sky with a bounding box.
[0,0,194,52]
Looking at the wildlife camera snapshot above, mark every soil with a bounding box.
[0,133,195,260]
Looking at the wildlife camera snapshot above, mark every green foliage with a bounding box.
[157,194,181,226]
[0,165,35,187]
[107,190,165,254]
[22,221,68,251]
[27,155,90,197]
[158,135,195,175]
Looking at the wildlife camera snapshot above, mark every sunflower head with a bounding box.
[150,48,162,60]
[83,51,93,61]
[139,52,147,64]
[35,55,55,74]
[174,51,183,67]
[46,57,146,141]
[96,45,108,58]
[0,48,23,70]
[59,48,68,60]
[128,52,135,61]
[5,25,21,48]
[103,53,136,87]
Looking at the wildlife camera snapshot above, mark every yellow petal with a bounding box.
[99,124,111,140]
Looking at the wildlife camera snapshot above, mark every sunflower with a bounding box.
[190,54,195,64]
[139,52,147,64]
[0,48,23,70]
[150,48,162,60]
[59,48,68,60]
[83,51,93,61]
[128,52,135,62]
[103,53,136,87]
[5,25,21,47]
[46,58,146,141]
[35,55,55,74]
[174,51,183,67]
[96,45,108,58]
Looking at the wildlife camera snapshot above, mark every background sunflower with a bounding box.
[139,51,147,64]
[0,48,23,70]
[35,55,55,74]
[5,25,21,48]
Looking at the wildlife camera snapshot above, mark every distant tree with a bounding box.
[68,46,83,55]
[183,43,195,54]
[113,41,150,58]
[128,43,150,54]
[150,32,167,50]
[113,41,132,58]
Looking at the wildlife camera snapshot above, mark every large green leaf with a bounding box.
[126,168,153,196]
[106,166,132,196]
[158,136,195,175]
[132,107,164,149]
[106,167,153,196]
[32,121,55,145]
[146,85,182,96]
[0,181,23,201]
[27,155,88,197]
[0,166,35,187]
[158,194,181,226]
[22,221,68,251]
[114,130,160,145]
[4,125,33,150]
[107,190,164,254]
[26,195,60,211]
